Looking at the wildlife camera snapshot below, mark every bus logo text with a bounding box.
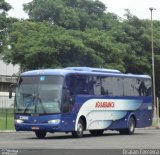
[95,102,115,108]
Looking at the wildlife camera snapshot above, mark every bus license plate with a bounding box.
[32,127,39,130]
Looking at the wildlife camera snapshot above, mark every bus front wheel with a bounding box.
[35,131,47,139]
[119,116,136,135]
[72,119,84,138]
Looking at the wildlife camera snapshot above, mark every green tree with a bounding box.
[23,0,118,30]
[3,21,106,70]
[0,0,12,53]
[111,10,152,74]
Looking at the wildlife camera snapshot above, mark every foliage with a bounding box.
[0,0,11,13]
[23,0,119,31]
[0,0,14,53]
[2,0,160,97]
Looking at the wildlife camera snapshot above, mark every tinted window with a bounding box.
[138,79,152,96]
[67,75,100,95]
[86,76,94,94]
[101,77,113,96]
[124,78,152,96]
[76,75,89,94]
[144,80,152,96]
[112,77,123,96]
[92,76,101,95]
[65,74,151,97]
[124,78,137,96]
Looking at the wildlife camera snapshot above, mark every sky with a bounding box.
[102,0,159,20]
[5,0,160,20]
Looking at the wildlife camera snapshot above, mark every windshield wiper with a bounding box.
[23,94,36,114]
[22,93,46,114]
[37,97,47,114]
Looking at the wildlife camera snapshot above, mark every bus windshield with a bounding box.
[15,75,63,114]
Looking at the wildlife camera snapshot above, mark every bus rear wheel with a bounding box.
[89,130,104,136]
[119,116,136,135]
[35,131,47,139]
[72,119,84,138]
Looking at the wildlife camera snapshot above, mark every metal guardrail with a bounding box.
[0,96,14,108]
[0,93,14,109]
[0,95,15,130]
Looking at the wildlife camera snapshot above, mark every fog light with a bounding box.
[48,119,60,124]
[15,119,24,124]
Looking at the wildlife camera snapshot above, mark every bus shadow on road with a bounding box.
[27,129,155,140]
[27,131,150,140]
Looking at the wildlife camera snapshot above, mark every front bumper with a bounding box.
[15,123,61,132]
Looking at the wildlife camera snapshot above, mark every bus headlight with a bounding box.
[15,119,24,124]
[48,119,60,124]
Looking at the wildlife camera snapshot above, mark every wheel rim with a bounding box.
[129,118,135,133]
[77,123,83,136]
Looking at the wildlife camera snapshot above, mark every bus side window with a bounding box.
[123,78,152,97]
[93,76,101,95]
[138,80,147,96]
[112,77,123,96]
[124,78,136,96]
[86,76,94,95]
[76,76,89,95]
[145,80,152,96]
[101,77,113,96]
[138,79,151,96]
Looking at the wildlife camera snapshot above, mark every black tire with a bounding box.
[119,129,127,135]
[127,116,136,135]
[35,131,47,139]
[119,116,136,135]
[90,130,104,136]
[72,119,84,138]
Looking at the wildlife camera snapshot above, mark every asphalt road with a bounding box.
[0,128,160,150]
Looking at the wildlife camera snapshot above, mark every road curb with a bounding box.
[138,127,160,130]
[0,130,16,133]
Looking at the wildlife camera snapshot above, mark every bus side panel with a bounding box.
[107,115,128,130]
[135,96,153,128]
[108,100,153,130]
[135,106,152,127]
[74,96,153,131]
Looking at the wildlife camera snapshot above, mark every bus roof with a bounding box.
[21,67,151,79]
[65,67,121,73]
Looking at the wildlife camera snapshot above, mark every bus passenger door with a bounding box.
[61,94,75,131]
[61,75,75,131]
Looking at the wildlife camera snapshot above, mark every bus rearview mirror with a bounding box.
[9,84,15,99]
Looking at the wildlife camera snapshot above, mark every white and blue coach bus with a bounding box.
[9,67,153,138]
